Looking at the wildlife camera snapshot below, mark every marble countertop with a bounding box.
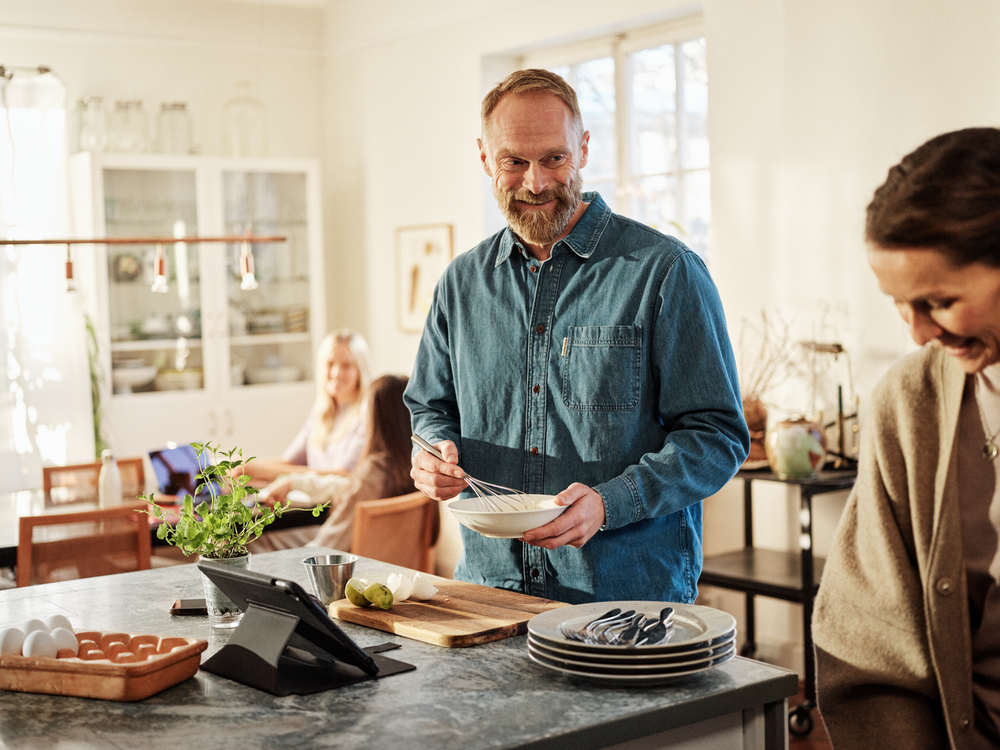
[0,547,797,750]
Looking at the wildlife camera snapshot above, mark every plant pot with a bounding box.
[766,417,827,480]
[200,553,251,628]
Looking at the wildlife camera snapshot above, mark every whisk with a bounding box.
[411,434,534,512]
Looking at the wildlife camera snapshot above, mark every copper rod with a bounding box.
[0,235,285,246]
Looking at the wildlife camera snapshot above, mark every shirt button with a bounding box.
[529,265,538,273]
[531,447,539,456]
[535,325,545,334]
[530,568,540,579]
[936,578,955,595]
[532,385,540,393]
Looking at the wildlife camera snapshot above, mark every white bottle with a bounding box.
[98,450,123,508]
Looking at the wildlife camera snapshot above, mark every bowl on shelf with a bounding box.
[111,366,158,393]
[154,369,203,391]
[446,494,567,538]
[245,366,301,385]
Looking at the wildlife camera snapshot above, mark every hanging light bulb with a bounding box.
[65,244,75,292]
[239,239,258,291]
[151,243,168,293]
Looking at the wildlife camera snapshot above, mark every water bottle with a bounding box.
[98,450,123,508]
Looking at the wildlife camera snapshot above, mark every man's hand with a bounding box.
[411,439,468,501]
[520,483,605,549]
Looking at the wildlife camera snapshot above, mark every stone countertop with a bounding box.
[0,547,797,750]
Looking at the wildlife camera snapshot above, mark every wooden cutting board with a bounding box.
[327,580,569,648]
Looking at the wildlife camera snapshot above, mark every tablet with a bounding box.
[197,561,380,676]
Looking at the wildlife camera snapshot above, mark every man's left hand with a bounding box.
[520,483,605,549]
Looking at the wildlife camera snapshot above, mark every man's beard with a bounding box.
[493,171,584,246]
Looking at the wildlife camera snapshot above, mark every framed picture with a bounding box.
[396,224,454,333]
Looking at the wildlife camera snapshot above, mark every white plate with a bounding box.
[528,640,736,676]
[527,645,736,685]
[527,632,735,666]
[446,494,568,538]
[528,601,737,655]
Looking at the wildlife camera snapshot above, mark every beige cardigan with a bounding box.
[813,344,975,748]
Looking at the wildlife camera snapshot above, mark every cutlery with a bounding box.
[633,607,675,646]
[559,608,620,642]
[609,613,646,645]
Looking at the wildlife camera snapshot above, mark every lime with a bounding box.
[345,578,372,608]
[363,582,393,610]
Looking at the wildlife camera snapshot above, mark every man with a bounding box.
[404,68,748,604]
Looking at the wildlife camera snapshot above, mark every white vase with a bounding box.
[201,552,251,628]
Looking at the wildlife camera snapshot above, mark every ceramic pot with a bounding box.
[766,417,827,480]
[200,553,250,628]
[741,398,769,468]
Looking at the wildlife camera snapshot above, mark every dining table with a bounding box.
[0,546,799,750]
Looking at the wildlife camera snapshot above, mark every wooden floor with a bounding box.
[788,682,832,750]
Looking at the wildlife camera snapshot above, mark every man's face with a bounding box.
[479,92,589,248]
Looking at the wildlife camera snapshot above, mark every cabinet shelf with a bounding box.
[700,548,825,602]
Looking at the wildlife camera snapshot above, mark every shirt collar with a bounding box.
[494,191,611,267]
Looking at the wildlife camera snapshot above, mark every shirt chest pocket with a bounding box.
[561,325,641,411]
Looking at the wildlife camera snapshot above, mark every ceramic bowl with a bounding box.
[446,494,568,538]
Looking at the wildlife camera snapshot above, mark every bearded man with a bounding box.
[404,69,748,604]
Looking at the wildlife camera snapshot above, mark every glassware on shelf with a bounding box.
[222,81,267,157]
[76,97,109,152]
[156,102,193,154]
[109,100,150,153]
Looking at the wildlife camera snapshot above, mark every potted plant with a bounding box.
[143,441,327,627]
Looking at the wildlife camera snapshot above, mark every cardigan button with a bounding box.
[935,578,955,595]
[961,715,971,731]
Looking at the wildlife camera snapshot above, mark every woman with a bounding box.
[813,127,1000,749]
[248,329,372,483]
[258,373,417,552]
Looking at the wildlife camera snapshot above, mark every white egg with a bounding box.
[21,618,48,635]
[386,573,412,602]
[22,630,58,659]
[49,627,79,655]
[45,615,74,633]
[410,572,439,601]
[0,627,26,656]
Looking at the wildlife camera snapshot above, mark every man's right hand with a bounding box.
[410,439,468,501]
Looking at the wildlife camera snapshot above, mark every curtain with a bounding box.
[0,69,94,491]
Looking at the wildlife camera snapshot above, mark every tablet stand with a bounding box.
[201,602,415,696]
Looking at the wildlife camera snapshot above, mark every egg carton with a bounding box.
[0,630,208,701]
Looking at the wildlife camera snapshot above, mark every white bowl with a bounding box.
[155,369,204,390]
[446,494,568,538]
[112,365,157,391]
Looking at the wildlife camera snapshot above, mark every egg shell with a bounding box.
[21,618,48,635]
[44,615,74,633]
[49,627,79,655]
[0,627,26,656]
[410,572,439,600]
[22,630,59,659]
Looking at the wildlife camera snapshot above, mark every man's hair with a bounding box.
[481,68,584,142]
[866,127,1000,267]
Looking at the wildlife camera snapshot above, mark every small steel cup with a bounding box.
[302,554,357,606]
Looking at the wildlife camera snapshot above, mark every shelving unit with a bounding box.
[699,467,856,737]
[68,152,325,458]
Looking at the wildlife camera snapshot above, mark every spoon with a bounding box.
[634,607,675,646]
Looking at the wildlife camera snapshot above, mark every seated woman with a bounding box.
[253,373,417,552]
[247,329,372,484]
[813,127,1000,748]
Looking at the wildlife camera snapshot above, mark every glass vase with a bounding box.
[201,552,251,628]
[222,82,267,157]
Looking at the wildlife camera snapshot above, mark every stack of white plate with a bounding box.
[527,601,737,686]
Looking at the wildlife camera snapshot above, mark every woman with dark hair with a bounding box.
[256,374,416,552]
[813,127,1000,749]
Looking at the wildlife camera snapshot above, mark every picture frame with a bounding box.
[396,223,454,333]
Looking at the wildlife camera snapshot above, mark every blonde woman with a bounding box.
[247,329,372,483]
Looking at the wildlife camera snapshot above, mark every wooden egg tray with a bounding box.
[0,630,208,701]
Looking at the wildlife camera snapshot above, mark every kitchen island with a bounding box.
[0,547,797,749]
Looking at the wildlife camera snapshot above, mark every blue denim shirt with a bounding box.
[404,192,749,604]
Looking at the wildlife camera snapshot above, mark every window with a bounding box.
[523,19,710,259]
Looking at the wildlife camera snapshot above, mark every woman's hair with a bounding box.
[866,127,1000,267]
[310,329,373,448]
[362,374,415,495]
[481,68,584,143]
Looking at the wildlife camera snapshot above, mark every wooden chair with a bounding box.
[351,491,440,574]
[43,457,146,508]
[16,501,152,587]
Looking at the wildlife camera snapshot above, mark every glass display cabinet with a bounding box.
[69,152,325,459]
